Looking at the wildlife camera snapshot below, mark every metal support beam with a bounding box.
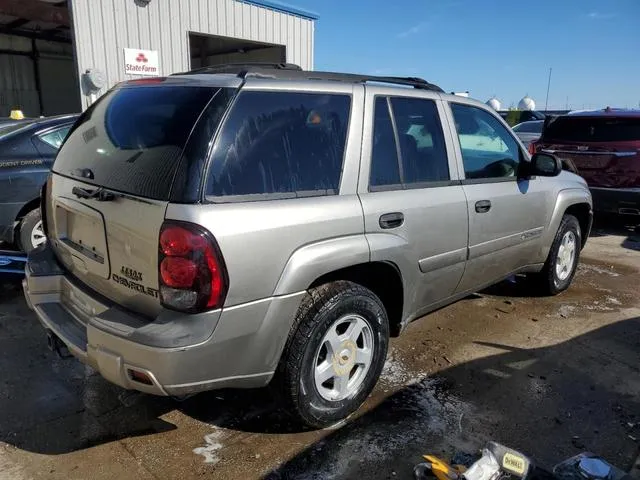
[0,0,70,27]
[31,37,43,116]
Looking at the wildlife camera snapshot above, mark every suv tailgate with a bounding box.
[47,174,167,317]
[46,81,234,318]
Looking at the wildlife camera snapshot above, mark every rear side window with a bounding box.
[38,125,72,149]
[206,91,351,199]
[53,85,227,200]
[544,116,640,142]
[369,96,450,190]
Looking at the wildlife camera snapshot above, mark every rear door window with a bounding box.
[391,97,450,184]
[544,117,640,142]
[369,96,450,190]
[206,91,351,199]
[53,85,228,200]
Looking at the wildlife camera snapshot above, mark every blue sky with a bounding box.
[291,0,640,110]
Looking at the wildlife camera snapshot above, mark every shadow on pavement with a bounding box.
[590,216,640,251]
[1,273,638,477]
[263,317,640,479]
[0,277,177,455]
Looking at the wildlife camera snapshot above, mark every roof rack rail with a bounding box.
[174,63,443,92]
[174,62,302,76]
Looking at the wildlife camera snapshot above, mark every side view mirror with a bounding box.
[530,152,562,177]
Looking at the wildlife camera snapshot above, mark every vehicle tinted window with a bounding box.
[391,97,449,183]
[544,117,640,142]
[38,125,72,149]
[513,121,542,133]
[370,97,400,187]
[451,103,521,179]
[370,96,449,189]
[53,85,227,200]
[206,91,350,198]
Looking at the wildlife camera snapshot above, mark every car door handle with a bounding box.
[379,212,404,229]
[475,200,492,213]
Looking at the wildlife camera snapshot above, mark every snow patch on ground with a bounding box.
[193,428,225,464]
[578,264,620,277]
[380,349,425,387]
[606,296,621,305]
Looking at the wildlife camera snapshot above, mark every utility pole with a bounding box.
[544,67,552,111]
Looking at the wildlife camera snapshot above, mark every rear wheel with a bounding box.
[275,281,389,428]
[17,209,45,253]
[531,214,581,295]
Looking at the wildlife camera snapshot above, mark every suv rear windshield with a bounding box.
[544,116,640,142]
[53,85,230,200]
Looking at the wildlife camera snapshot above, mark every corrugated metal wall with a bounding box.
[70,0,315,110]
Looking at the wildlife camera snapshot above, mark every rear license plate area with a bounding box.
[54,198,110,278]
[567,154,613,169]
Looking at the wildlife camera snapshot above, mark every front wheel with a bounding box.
[531,214,581,295]
[275,281,389,428]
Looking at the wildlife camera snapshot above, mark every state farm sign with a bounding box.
[124,48,159,76]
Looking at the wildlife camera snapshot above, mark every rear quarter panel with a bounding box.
[165,195,366,307]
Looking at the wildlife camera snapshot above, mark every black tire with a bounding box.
[17,208,43,253]
[532,214,581,295]
[275,280,389,429]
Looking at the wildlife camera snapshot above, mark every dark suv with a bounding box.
[533,109,640,217]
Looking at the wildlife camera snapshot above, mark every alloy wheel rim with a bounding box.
[30,220,46,248]
[313,314,374,402]
[555,231,576,281]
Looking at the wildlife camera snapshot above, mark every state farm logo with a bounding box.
[125,49,158,75]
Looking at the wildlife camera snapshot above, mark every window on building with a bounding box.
[450,103,521,180]
[207,91,351,198]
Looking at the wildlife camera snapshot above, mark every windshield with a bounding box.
[53,85,232,200]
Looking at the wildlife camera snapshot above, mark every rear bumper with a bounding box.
[23,244,305,396]
[590,187,640,216]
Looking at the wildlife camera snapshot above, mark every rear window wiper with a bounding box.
[72,186,115,202]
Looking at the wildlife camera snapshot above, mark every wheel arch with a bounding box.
[564,202,592,249]
[13,197,40,242]
[309,261,405,337]
[15,197,40,222]
[542,188,592,255]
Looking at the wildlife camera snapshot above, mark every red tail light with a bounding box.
[158,222,228,312]
[528,141,537,155]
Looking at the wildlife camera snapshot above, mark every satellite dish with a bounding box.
[84,69,106,93]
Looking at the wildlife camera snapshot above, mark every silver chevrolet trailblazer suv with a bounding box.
[23,64,592,428]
